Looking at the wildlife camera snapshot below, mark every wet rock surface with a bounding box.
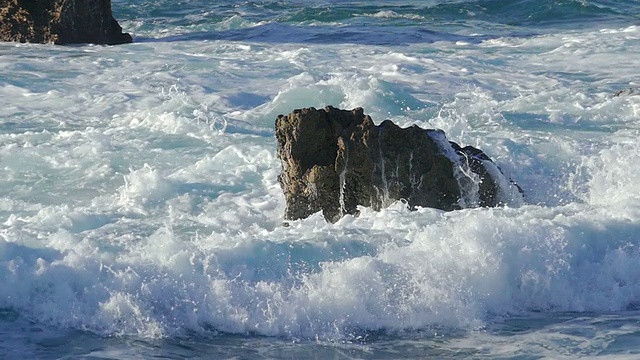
[0,0,132,45]
[614,88,640,97]
[276,106,524,222]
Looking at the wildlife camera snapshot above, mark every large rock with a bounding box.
[276,106,524,222]
[0,0,132,45]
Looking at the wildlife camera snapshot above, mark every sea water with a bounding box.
[2,0,640,358]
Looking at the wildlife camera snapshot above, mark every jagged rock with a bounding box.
[614,88,640,97]
[275,106,524,222]
[0,0,132,45]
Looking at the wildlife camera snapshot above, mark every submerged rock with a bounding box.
[0,0,132,45]
[614,88,640,97]
[275,106,524,222]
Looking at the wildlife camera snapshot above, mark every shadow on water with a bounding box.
[134,23,536,46]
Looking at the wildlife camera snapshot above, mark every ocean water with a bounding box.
[2,0,640,358]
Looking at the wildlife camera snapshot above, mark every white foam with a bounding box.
[362,10,425,21]
[429,130,481,208]
[585,141,640,215]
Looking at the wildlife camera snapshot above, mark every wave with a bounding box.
[3,196,640,340]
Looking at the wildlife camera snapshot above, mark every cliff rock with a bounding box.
[0,0,132,45]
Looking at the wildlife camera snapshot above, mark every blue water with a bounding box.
[2,0,640,358]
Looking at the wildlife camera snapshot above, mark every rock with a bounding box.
[275,106,524,222]
[614,88,640,97]
[0,0,132,45]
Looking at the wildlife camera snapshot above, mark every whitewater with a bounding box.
[2,0,640,358]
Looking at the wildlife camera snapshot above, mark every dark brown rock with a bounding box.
[0,0,132,45]
[276,106,524,222]
[614,88,640,97]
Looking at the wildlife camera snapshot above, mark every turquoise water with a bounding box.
[2,0,640,358]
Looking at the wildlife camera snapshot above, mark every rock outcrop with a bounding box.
[276,106,524,222]
[0,0,132,45]
[614,88,640,97]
